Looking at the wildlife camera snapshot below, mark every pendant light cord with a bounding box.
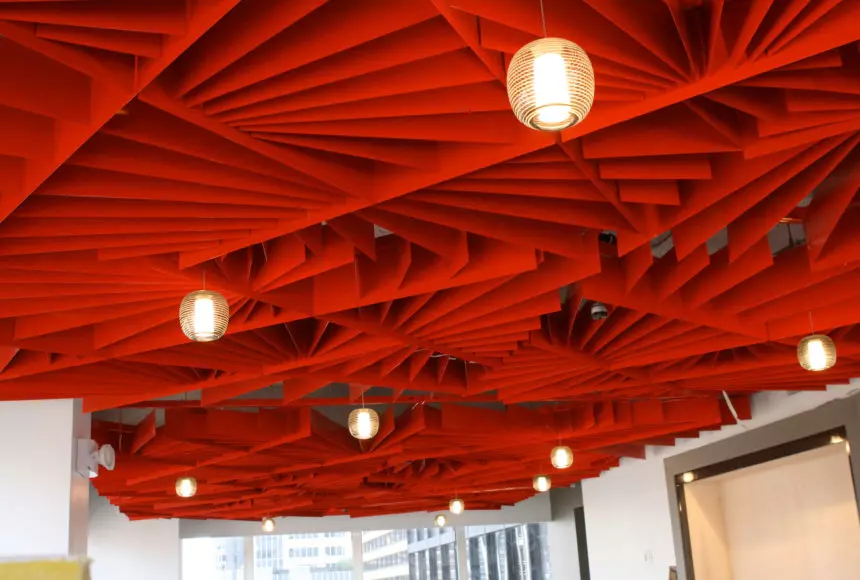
[808,311,815,334]
[539,0,548,37]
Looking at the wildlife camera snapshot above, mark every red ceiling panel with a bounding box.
[0,0,858,520]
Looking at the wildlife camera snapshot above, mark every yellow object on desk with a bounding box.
[0,560,89,580]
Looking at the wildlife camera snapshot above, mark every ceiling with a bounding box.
[0,0,859,520]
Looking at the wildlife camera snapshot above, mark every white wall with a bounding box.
[685,480,732,580]
[88,491,180,580]
[715,444,859,580]
[0,399,90,559]
[546,487,581,580]
[582,382,860,580]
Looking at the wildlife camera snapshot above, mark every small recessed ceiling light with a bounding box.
[830,435,845,444]
[681,472,695,484]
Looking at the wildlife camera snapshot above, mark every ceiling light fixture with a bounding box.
[797,334,836,371]
[262,517,275,533]
[348,407,379,440]
[179,284,229,342]
[550,445,574,469]
[507,0,594,131]
[681,472,695,484]
[449,498,465,515]
[797,312,836,372]
[434,514,447,527]
[175,476,197,498]
[533,474,552,492]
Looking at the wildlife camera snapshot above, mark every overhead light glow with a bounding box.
[681,472,695,484]
[434,514,447,527]
[449,498,465,515]
[175,476,197,498]
[533,474,552,493]
[551,446,574,469]
[179,290,229,342]
[348,408,380,440]
[797,334,836,371]
[262,518,275,533]
[507,38,594,131]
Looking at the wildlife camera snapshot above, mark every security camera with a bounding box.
[591,302,608,320]
[598,231,617,245]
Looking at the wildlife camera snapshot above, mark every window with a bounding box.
[182,537,245,580]
[465,524,552,580]
[184,525,554,580]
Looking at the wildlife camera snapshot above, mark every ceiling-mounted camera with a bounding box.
[591,302,608,320]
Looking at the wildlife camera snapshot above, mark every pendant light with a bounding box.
[175,476,197,498]
[262,517,275,533]
[507,0,594,131]
[797,335,836,371]
[348,407,380,440]
[533,474,552,492]
[797,313,836,371]
[180,270,229,342]
[449,498,465,515]
[434,514,447,527]
[550,445,574,469]
[348,389,380,440]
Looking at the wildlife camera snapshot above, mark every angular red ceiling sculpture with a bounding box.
[0,0,858,520]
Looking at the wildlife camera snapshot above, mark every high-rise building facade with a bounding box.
[254,532,354,580]
[361,530,409,580]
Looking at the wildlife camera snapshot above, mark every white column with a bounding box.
[88,491,180,580]
[243,536,254,580]
[455,528,469,580]
[546,487,582,578]
[351,531,364,580]
[0,399,90,559]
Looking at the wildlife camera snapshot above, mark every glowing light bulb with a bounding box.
[797,334,836,371]
[507,38,594,132]
[348,408,379,440]
[449,498,465,515]
[533,52,572,126]
[175,476,197,498]
[551,446,574,469]
[357,412,371,436]
[262,518,275,533]
[808,338,826,369]
[179,290,229,342]
[194,296,215,336]
[533,475,552,493]
[434,514,447,527]
[681,472,695,484]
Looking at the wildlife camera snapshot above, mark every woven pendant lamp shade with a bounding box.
[348,408,380,440]
[507,38,594,131]
[179,290,229,342]
[449,498,465,515]
[550,445,574,469]
[533,474,552,493]
[797,334,837,371]
[175,476,197,498]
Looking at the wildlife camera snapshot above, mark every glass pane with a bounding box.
[253,532,354,580]
[182,537,245,580]
[465,524,552,580]
[362,528,457,580]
